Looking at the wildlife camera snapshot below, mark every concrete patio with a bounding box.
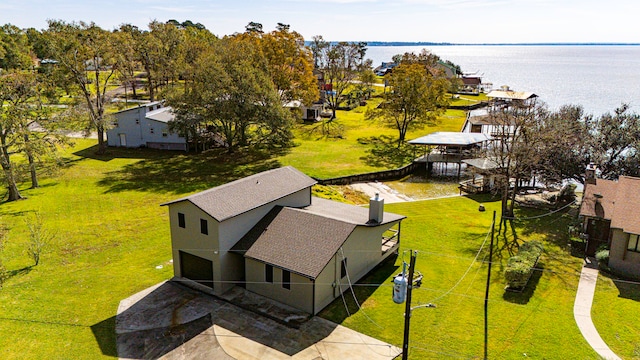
[116,281,401,359]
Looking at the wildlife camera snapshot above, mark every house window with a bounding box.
[135,119,140,125]
[282,270,291,290]
[150,127,155,134]
[162,131,168,137]
[178,213,185,228]
[200,219,208,235]
[265,264,273,283]
[628,234,640,252]
[341,258,348,278]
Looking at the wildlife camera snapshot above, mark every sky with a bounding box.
[1,0,638,44]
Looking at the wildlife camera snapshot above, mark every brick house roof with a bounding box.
[611,176,640,234]
[161,166,316,221]
[580,176,640,234]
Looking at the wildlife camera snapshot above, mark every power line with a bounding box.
[502,200,577,220]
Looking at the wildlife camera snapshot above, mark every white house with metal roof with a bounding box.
[162,166,405,314]
[106,102,187,151]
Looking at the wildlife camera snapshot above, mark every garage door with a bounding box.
[179,251,214,289]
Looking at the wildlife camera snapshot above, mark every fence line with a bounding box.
[316,162,422,185]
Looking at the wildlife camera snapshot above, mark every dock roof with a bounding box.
[486,90,538,101]
[408,132,492,147]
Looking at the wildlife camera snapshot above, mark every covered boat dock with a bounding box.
[408,132,492,178]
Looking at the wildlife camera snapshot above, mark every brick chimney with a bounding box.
[585,163,598,185]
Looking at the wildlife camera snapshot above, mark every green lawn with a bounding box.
[593,274,640,359]
[0,108,638,358]
[319,198,638,359]
[277,101,466,179]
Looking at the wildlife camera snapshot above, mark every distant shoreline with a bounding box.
[307,41,640,46]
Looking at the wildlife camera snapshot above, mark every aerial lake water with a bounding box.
[366,45,640,116]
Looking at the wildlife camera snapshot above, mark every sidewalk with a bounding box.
[573,257,621,360]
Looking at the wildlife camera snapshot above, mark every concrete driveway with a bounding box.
[116,281,401,359]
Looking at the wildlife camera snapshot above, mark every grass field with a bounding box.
[318,198,610,359]
[0,102,638,359]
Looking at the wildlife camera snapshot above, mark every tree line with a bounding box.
[1,19,639,211]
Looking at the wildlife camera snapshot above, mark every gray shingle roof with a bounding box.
[232,206,357,279]
[304,197,405,226]
[162,166,317,221]
[231,197,405,279]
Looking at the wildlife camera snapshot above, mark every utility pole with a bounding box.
[484,211,496,360]
[402,250,417,360]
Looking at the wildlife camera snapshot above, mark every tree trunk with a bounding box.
[97,127,106,154]
[0,138,23,202]
[23,134,39,189]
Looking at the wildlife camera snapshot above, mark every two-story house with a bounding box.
[161,166,405,314]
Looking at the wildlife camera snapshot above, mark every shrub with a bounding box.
[504,241,544,289]
[595,249,610,266]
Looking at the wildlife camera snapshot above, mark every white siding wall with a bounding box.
[140,117,186,150]
[106,104,186,150]
[107,106,146,147]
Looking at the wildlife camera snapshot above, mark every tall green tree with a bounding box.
[312,39,368,120]
[0,24,33,70]
[589,104,640,179]
[44,20,118,154]
[167,36,292,153]
[0,72,39,200]
[260,25,317,107]
[535,105,591,184]
[113,24,141,102]
[366,63,449,146]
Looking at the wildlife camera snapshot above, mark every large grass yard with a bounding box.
[277,100,467,178]
[0,129,638,358]
[319,198,640,359]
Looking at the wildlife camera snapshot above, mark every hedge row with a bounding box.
[504,241,544,289]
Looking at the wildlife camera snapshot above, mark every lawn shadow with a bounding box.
[513,206,577,250]
[89,146,283,195]
[73,144,177,162]
[90,316,117,357]
[463,193,500,204]
[502,262,545,305]
[318,255,399,324]
[4,265,35,279]
[599,271,640,302]
[358,135,414,169]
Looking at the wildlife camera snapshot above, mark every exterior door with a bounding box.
[119,133,127,147]
[586,218,611,256]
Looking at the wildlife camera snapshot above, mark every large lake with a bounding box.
[366,45,640,116]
